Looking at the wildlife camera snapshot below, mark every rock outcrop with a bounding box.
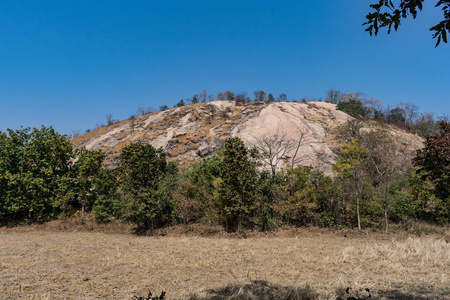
[71,101,423,173]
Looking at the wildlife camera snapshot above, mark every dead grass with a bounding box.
[0,229,449,299]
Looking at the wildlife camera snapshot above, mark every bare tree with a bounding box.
[290,128,305,169]
[235,92,247,104]
[360,128,400,233]
[253,131,295,183]
[278,93,287,102]
[325,88,341,104]
[363,98,384,120]
[200,89,208,103]
[105,113,118,125]
[137,107,156,116]
[398,102,419,129]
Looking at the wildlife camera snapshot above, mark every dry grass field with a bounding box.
[0,228,449,299]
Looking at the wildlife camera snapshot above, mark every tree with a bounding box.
[175,99,185,107]
[253,90,267,102]
[268,93,275,102]
[325,88,341,104]
[278,93,288,102]
[0,126,74,222]
[235,92,247,104]
[218,137,258,232]
[159,105,169,111]
[359,128,402,232]
[137,107,156,116]
[364,0,450,47]
[117,142,177,232]
[73,148,105,214]
[398,102,419,129]
[413,121,450,201]
[336,98,366,117]
[200,89,208,103]
[217,90,235,101]
[252,131,295,184]
[106,113,118,125]
[191,95,199,104]
[333,139,369,230]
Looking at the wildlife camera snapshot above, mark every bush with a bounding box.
[92,195,124,221]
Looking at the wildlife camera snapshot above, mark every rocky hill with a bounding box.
[71,101,423,173]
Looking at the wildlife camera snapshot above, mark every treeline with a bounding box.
[1,122,449,233]
[74,88,448,140]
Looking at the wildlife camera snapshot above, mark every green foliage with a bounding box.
[276,166,316,226]
[175,99,185,107]
[364,0,449,47]
[218,137,258,232]
[414,121,450,202]
[73,148,105,212]
[0,126,74,223]
[311,171,343,228]
[92,195,124,221]
[117,142,177,232]
[336,99,366,117]
[178,156,223,222]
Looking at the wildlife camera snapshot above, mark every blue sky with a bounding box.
[0,0,448,135]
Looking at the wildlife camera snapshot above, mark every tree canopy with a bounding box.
[364,0,450,47]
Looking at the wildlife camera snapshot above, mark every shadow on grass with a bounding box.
[187,280,319,300]
[184,280,448,300]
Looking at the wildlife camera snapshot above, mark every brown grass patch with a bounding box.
[0,229,449,299]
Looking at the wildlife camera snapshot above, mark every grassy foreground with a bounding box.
[0,230,449,299]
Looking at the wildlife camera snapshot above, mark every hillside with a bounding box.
[71,101,423,172]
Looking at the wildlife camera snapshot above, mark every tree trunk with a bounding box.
[384,185,389,233]
[356,191,361,231]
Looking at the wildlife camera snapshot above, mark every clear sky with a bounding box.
[1,0,448,135]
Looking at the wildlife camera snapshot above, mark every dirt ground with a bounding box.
[0,225,449,300]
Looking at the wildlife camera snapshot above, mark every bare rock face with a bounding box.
[71,101,423,173]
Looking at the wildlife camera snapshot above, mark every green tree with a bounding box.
[159,105,169,111]
[253,90,268,102]
[413,122,450,214]
[218,137,258,232]
[117,142,177,232]
[175,99,185,107]
[364,0,450,47]
[0,126,74,222]
[73,148,105,213]
[333,139,369,230]
[337,98,366,117]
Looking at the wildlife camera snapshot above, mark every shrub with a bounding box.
[92,195,124,221]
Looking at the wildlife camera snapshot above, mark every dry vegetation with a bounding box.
[1,228,449,299]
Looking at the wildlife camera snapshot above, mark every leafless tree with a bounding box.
[360,128,400,233]
[278,93,287,102]
[137,107,156,116]
[398,102,419,129]
[252,131,296,183]
[200,89,208,103]
[290,128,305,169]
[325,88,341,104]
